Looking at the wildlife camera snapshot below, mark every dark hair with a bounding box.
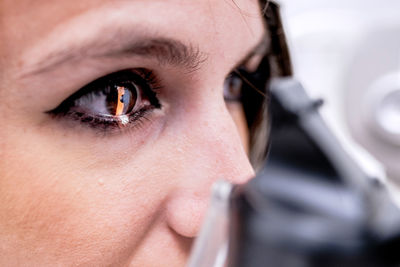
[245,0,292,170]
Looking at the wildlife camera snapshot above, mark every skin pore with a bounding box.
[0,0,265,266]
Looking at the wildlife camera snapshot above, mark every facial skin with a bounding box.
[0,0,265,265]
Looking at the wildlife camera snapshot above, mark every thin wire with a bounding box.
[233,69,267,98]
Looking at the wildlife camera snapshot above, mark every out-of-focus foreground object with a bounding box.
[278,0,400,188]
[227,78,400,267]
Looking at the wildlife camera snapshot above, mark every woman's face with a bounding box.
[0,0,265,265]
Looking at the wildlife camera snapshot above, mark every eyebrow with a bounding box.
[24,23,268,78]
[25,36,208,76]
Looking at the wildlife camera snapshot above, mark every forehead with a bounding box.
[0,0,265,70]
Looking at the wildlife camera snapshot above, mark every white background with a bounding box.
[276,0,400,185]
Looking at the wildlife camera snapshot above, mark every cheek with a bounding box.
[0,127,169,265]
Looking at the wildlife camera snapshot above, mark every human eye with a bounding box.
[223,72,243,102]
[47,69,162,133]
[223,67,264,103]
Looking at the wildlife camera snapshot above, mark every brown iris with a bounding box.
[106,84,138,116]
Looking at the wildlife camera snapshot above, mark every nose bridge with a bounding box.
[201,105,254,183]
[165,97,255,238]
[178,96,255,186]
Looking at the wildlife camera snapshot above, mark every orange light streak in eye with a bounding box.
[115,86,125,116]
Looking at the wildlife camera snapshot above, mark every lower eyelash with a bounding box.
[53,106,156,135]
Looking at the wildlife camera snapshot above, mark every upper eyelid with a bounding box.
[46,69,160,113]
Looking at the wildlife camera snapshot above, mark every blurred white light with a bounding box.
[377,90,400,135]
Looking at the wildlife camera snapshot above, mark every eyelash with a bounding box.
[47,68,162,134]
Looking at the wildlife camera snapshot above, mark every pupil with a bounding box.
[106,83,137,116]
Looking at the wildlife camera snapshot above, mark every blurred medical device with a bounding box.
[280,0,400,187]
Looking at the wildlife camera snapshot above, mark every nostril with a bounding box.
[166,192,208,238]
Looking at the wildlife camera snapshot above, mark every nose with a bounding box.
[165,97,255,238]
